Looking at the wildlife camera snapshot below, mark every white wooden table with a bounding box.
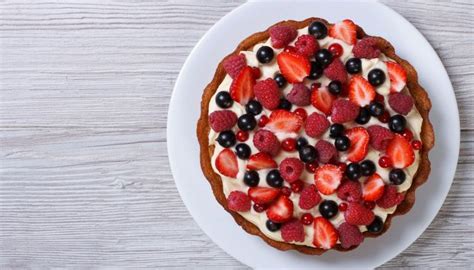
[1,1,473,268]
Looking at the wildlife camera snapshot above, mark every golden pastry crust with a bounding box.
[197,17,434,255]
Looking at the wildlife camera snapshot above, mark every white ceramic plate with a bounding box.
[167,1,459,268]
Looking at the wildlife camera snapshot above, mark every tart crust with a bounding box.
[196,17,434,255]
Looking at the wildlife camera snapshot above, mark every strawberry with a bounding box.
[386,62,407,93]
[362,173,385,201]
[349,75,376,107]
[266,195,294,223]
[346,127,370,162]
[329,19,357,45]
[277,52,311,83]
[314,164,343,195]
[248,187,280,205]
[313,217,339,249]
[311,86,336,115]
[247,152,277,170]
[230,66,256,105]
[265,110,303,134]
[386,134,415,168]
[215,148,238,178]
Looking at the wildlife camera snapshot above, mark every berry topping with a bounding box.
[216,130,236,148]
[319,200,339,219]
[338,222,364,249]
[290,180,304,193]
[281,138,296,152]
[223,53,247,78]
[258,115,269,127]
[337,180,362,202]
[345,127,370,162]
[305,161,319,173]
[215,148,238,177]
[331,99,359,123]
[215,91,233,108]
[279,157,304,183]
[274,73,287,88]
[378,111,390,123]
[237,113,257,131]
[368,68,386,87]
[376,185,405,208]
[308,61,324,79]
[286,83,311,106]
[295,34,319,57]
[247,152,277,170]
[412,140,422,150]
[355,106,371,124]
[389,115,406,133]
[366,216,384,233]
[311,86,336,116]
[349,75,376,107]
[248,186,280,205]
[235,143,251,159]
[227,191,251,212]
[345,57,362,74]
[324,58,348,83]
[245,100,263,115]
[345,162,362,180]
[386,62,407,93]
[299,184,321,210]
[308,21,328,39]
[243,170,259,187]
[344,202,375,225]
[296,137,308,150]
[339,202,348,211]
[367,125,395,151]
[253,203,266,213]
[265,110,303,134]
[277,51,311,83]
[253,129,280,156]
[315,140,338,164]
[269,25,298,49]
[401,128,414,141]
[378,156,392,168]
[335,135,351,151]
[281,187,292,196]
[352,37,381,59]
[266,220,281,232]
[266,169,284,188]
[301,213,314,225]
[368,101,385,116]
[389,168,406,185]
[281,219,305,242]
[252,67,261,79]
[313,217,339,249]
[328,43,343,57]
[386,134,415,168]
[209,110,237,132]
[388,92,414,115]
[315,49,333,67]
[278,98,292,111]
[362,173,385,201]
[360,160,376,176]
[294,108,308,121]
[236,130,249,142]
[329,19,357,45]
[314,164,343,195]
[299,145,318,163]
[230,66,256,105]
[254,78,281,110]
[266,195,294,223]
[305,112,330,138]
[256,46,274,64]
[329,123,345,138]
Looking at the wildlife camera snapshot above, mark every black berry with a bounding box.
[256,46,274,64]
[315,49,333,67]
[298,145,317,163]
[217,131,236,148]
[244,170,260,187]
[245,100,262,115]
[215,91,233,108]
[307,61,323,80]
[389,169,406,185]
[235,143,251,160]
[368,102,385,117]
[335,136,350,151]
[368,68,386,87]
[389,114,406,133]
[360,160,376,176]
[237,113,257,131]
[328,80,342,95]
[319,200,338,219]
[278,98,292,111]
[296,137,308,151]
[308,21,328,39]
[274,73,287,88]
[266,220,281,232]
[266,169,284,188]
[367,216,383,233]
[345,162,362,180]
[345,58,362,74]
[329,124,344,139]
[356,106,371,124]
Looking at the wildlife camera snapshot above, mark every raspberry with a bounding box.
[376,185,405,208]
[279,157,304,183]
[352,37,381,59]
[331,99,359,124]
[337,180,362,202]
[315,140,337,164]
[269,25,297,49]
[367,125,395,151]
[298,184,321,210]
[253,129,280,156]
[254,78,281,110]
[286,83,311,106]
[305,112,330,137]
[338,222,364,249]
[344,202,375,225]
[223,54,246,79]
[323,58,348,83]
[209,110,237,132]
[281,219,305,242]
[295,34,319,57]
[227,191,251,212]
[388,92,414,115]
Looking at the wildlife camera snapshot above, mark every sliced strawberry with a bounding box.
[362,173,385,201]
[265,109,303,134]
[311,86,336,115]
[314,164,343,195]
[230,66,256,105]
[215,148,238,178]
[329,19,357,45]
[386,62,407,93]
[386,134,415,168]
[266,195,294,223]
[248,187,280,205]
[348,75,376,107]
[247,152,277,170]
[277,52,311,83]
[346,127,370,162]
[313,217,339,249]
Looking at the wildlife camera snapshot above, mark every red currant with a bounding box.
[281,138,296,152]
[290,180,304,193]
[258,115,269,127]
[379,156,392,168]
[301,213,313,225]
[251,67,262,79]
[338,202,348,211]
[253,203,266,213]
[281,187,292,197]
[311,82,322,90]
[305,161,319,173]
[294,108,308,121]
[328,43,343,57]
[401,129,413,141]
[412,140,422,150]
[364,201,375,210]
[236,130,249,142]
[284,46,297,53]
[337,162,347,172]
[374,93,385,103]
[378,111,390,123]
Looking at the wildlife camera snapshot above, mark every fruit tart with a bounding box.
[197,18,434,254]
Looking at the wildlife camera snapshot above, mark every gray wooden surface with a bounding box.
[0,0,473,268]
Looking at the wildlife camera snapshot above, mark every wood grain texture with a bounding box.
[0,0,472,269]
